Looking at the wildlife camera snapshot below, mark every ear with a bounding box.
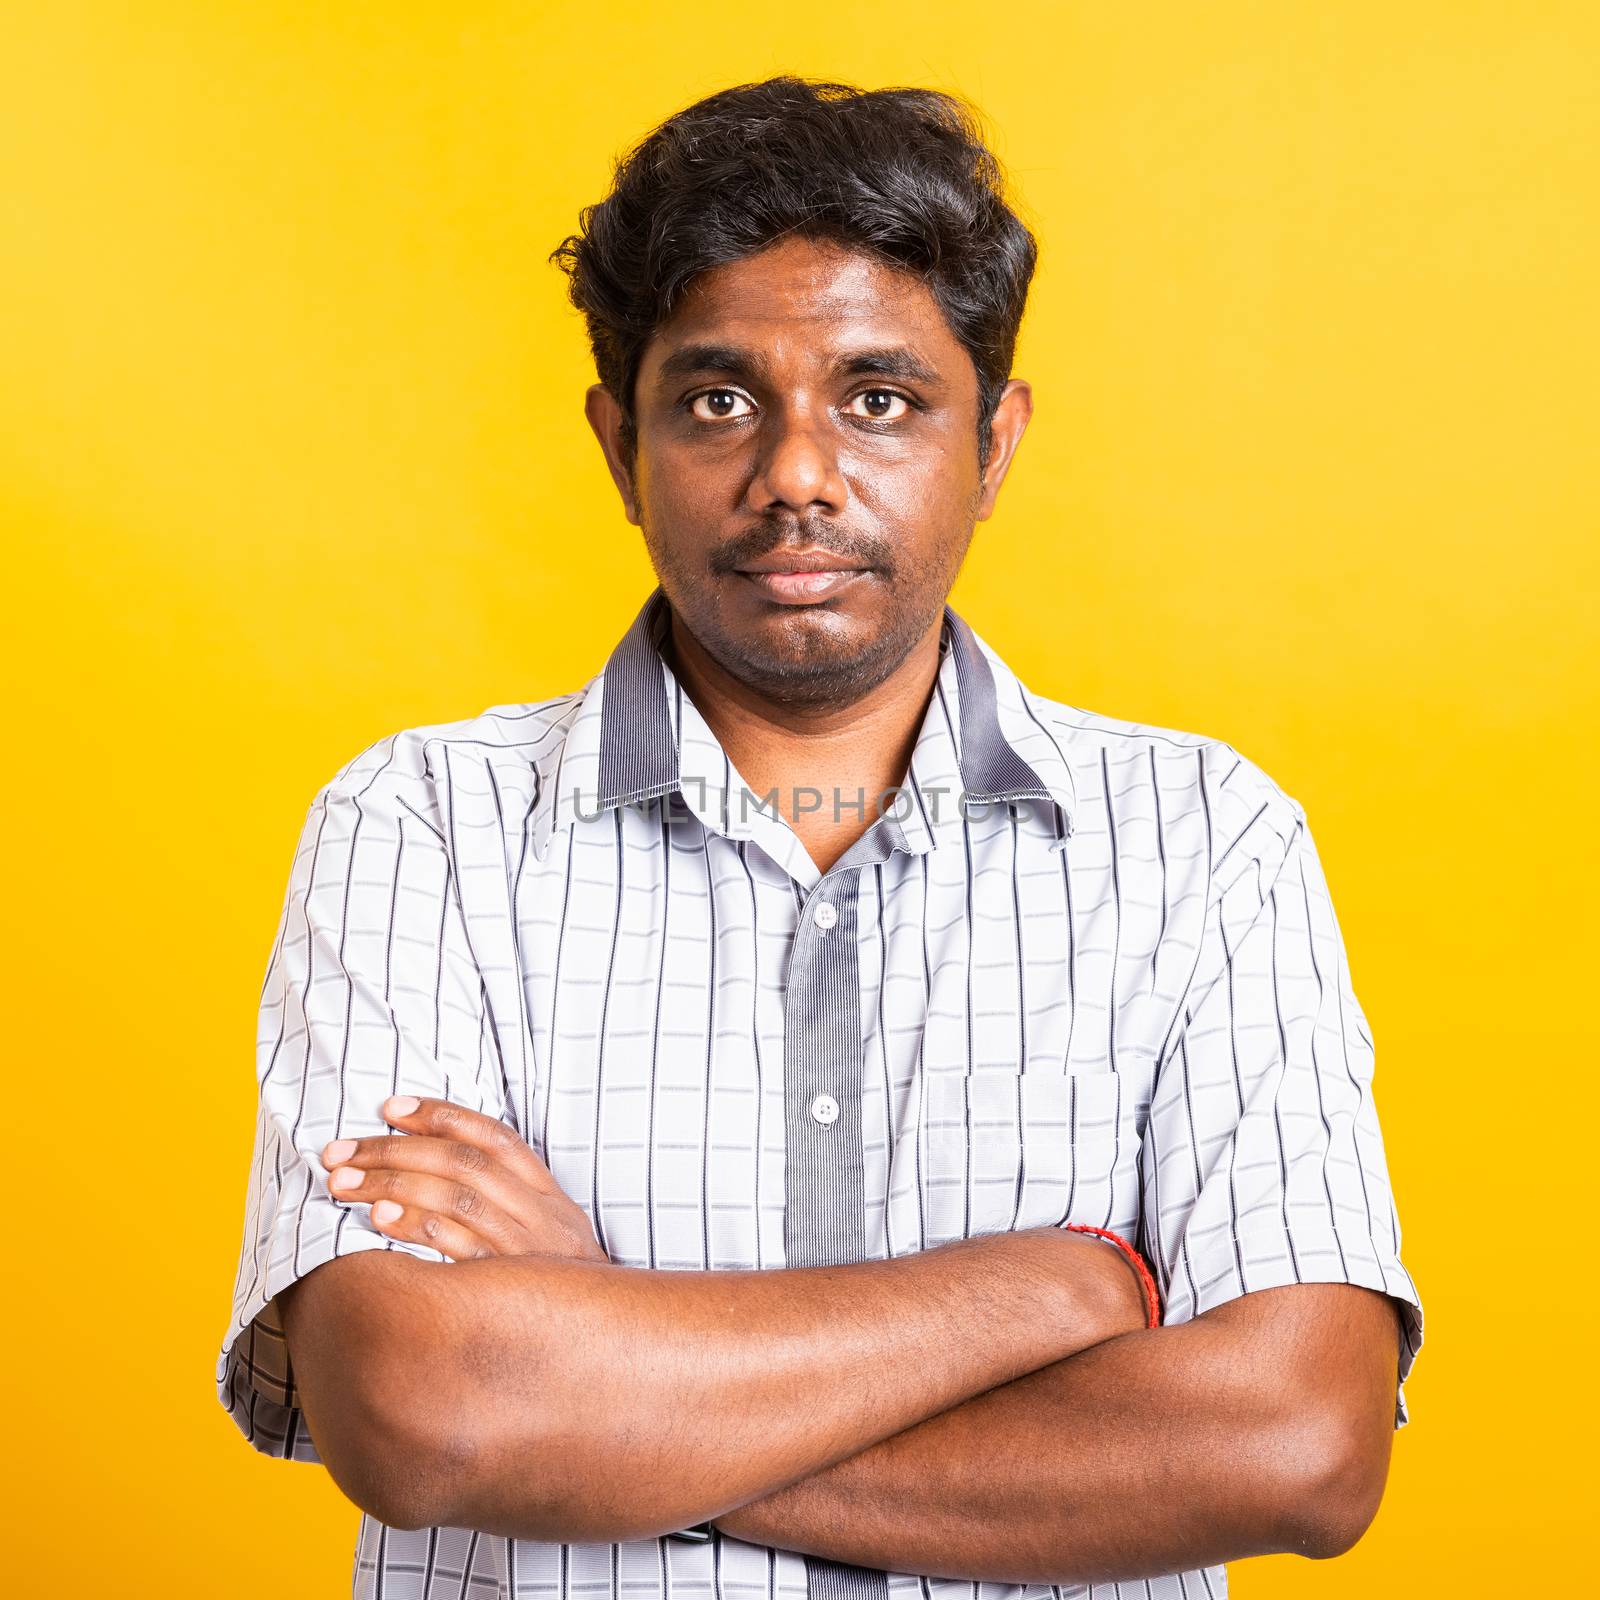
[975,379,1033,522]
[584,383,640,526]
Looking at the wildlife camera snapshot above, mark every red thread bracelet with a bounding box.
[1061,1222,1162,1328]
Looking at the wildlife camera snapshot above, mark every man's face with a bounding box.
[586,235,1031,708]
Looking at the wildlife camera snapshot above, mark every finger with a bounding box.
[318,1130,553,1237]
[321,1129,524,1200]
[318,1125,607,1261]
[327,1164,531,1256]
[367,1196,495,1262]
[378,1096,560,1192]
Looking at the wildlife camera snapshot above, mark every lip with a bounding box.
[735,548,864,574]
[739,568,866,604]
[735,548,869,605]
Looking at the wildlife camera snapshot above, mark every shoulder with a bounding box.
[310,689,589,832]
[1023,688,1308,890]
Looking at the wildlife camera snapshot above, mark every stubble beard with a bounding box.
[641,517,973,713]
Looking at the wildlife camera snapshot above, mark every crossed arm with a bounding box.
[277,1097,1404,1585]
[704,1277,1400,1580]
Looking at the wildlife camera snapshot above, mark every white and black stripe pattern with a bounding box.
[219,584,1422,1599]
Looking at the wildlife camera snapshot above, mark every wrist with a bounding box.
[996,1225,1155,1351]
[1059,1222,1161,1331]
[977,1227,1133,1355]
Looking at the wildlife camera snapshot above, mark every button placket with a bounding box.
[780,823,901,1600]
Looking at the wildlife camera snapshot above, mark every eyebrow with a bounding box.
[653,342,944,389]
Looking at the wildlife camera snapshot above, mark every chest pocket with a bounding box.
[921,1066,1145,1245]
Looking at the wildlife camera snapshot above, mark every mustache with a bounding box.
[709,517,893,575]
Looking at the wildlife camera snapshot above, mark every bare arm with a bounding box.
[278,1224,1148,1543]
[710,1281,1405,1583]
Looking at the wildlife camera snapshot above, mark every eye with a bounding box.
[687,388,755,422]
[843,389,911,422]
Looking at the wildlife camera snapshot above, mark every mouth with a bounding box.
[734,551,869,606]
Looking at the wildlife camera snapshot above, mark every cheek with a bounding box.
[638,439,745,522]
[845,440,979,531]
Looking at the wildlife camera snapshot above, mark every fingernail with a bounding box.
[329,1166,362,1192]
[385,1096,420,1118]
[323,1139,356,1164]
[372,1200,402,1224]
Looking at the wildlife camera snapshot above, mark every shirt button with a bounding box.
[809,1092,840,1126]
[812,901,838,931]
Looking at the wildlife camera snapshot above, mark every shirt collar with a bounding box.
[529,584,1078,862]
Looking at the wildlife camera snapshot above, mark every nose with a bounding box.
[744,404,847,517]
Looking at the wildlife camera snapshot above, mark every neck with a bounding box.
[661,609,946,872]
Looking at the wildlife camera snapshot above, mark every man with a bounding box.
[218,76,1422,1598]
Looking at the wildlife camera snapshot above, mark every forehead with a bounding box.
[644,237,963,369]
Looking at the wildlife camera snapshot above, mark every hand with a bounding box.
[318,1095,609,1264]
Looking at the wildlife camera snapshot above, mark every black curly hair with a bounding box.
[550,76,1038,472]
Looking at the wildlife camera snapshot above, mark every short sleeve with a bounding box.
[216,736,515,1461]
[1137,771,1423,1428]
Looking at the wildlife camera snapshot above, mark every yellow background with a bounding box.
[4,3,1594,1592]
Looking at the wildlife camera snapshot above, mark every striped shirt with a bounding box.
[218,583,1423,1599]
